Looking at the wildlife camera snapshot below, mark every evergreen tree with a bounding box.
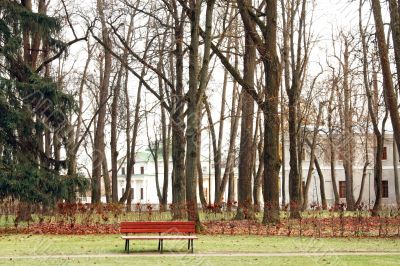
[0,1,88,212]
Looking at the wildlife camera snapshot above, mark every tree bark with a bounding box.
[281,83,286,207]
[119,63,144,207]
[253,115,264,212]
[171,4,186,219]
[389,0,400,84]
[92,0,111,204]
[214,23,241,205]
[371,0,400,171]
[185,0,214,231]
[328,79,340,205]
[197,128,207,209]
[236,0,256,220]
[302,104,323,210]
[314,157,327,210]
[341,36,356,210]
[111,18,133,203]
[236,0,282,223]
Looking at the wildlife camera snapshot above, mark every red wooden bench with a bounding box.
[120,221,198,254]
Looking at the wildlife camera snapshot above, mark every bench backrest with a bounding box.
[120,221,196,234]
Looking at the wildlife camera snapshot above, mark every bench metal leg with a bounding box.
[191,239,194,253]
[127,240,130,254]
[188,239,190,250]
[158,239,161,251]
[125,239,128,252]
[160,239,163,254]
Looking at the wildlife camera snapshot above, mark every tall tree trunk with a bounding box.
[214,27,241,204]
[356,123,369,207]
[197,127,207,209]
[227,171,235,211]
[110,68,123,203]
[119,65,144,207]
[236,0,256,219]
[253,118,264,212]
[92,0,111,204]
[284,0,307,218]
[216,87,242,205]
[371,0,400,169]
[389,0,400,83]
[111,19,133,202]
[262,0,281,224]
[171,6,186,219]
[328,81,340,205]
[341,37,356,210]
[185,0,202,226]
[67,42,92,186]
[185,0,214,231]
[361,3,386,215]
[287,90,300,216]
[159,75,169,213]
[281,84,286,207]
[102,158,111,203]
[356,162,368,207]
[302,104,323,210]
[314,157,327,210]
[220,0,282,223]
[145,109,162,206]
[213,48,230,202]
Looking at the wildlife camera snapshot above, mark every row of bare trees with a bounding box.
[12,0,400,229]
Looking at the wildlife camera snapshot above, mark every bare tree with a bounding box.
[91,0,112,204]
[302,103,323,210]
[281,0,309,219]
[371,0,400,165]
[360,1,387,214]
[236,0,282,223]
[110,15,134,203]
[235,0,256,220]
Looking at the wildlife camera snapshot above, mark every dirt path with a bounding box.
[1,251,400,260]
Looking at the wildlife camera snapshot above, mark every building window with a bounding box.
[382,180,389,198]
[140,166,144,175]
[140,188,144,200]
[339,181,346,198]
[382,147,387,160]
[122,167,125,175]
[130,188,134,200]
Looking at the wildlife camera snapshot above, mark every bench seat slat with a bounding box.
[121,229,194,233]
[120,222,194,226]
[122,236,198,240]
[120,225,195,229]
[121,224,194,228]
[120,221,196,234]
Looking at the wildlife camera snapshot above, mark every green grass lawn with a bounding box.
[2,255,400,266]
[0,234,399,265]
[0,234,399,255]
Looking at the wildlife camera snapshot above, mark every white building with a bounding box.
[281,133,399,207]
[115,152,238,206]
